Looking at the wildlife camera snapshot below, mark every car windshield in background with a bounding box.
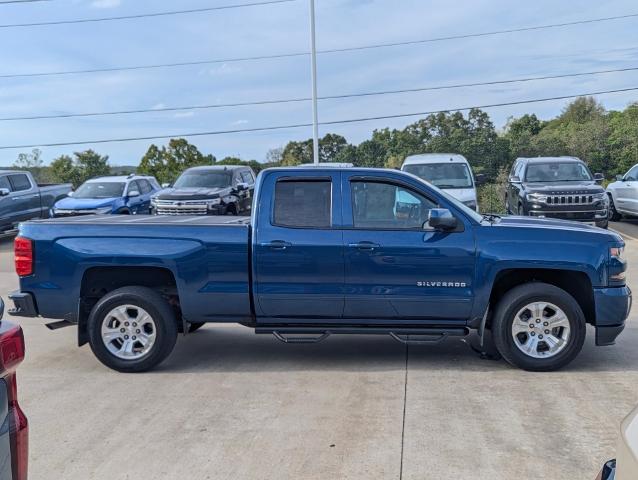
[173,171,232,189]
[74,182,125,199]
[403,163,473,188]
[525,162,593,182]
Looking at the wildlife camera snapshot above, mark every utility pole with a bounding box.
[309,0,319,164]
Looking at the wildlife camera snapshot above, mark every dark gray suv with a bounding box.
[505,156,608,228]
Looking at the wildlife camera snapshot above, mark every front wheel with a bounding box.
[596,219,609,229]
[491,282,586,371]
[608,195,622,221]
[88,286,178,372]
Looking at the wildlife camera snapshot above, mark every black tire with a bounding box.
[87,286,178,372]
[491,282,586,371]
[596,219,609,229]
[225,204,237,216]
[608,194,622,221]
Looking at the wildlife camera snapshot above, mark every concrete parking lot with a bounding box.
[0,230,636,480]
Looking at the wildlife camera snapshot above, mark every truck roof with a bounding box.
[517,156,584,164]
[402,153,469,166]
[186,165,249,172]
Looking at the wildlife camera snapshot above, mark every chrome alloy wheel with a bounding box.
[101,305,157,360]
[511,302,571,359]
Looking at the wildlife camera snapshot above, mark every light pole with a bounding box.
[309,0,319,164]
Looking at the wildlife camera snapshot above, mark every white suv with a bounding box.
[607,164,638,220]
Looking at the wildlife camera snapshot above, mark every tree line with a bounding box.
[10,97,638,188]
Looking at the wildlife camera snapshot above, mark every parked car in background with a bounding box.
[401,154,483,211]
[0,170,71,233]
[151,165,255,216]
[596,404,638,480]
[9,166,630,373]
[606,164,638,221]
[0,298,28,480]
[52,175,161,217]
[505,156,608,228]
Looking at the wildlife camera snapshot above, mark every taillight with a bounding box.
[14,237,33,277]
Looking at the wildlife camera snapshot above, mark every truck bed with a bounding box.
[18,214,253,322]
[28,214,251,226]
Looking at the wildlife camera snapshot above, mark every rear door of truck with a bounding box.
[253,170,344,319]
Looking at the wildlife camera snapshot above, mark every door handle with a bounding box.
[261,240,292,250]
[348,241,380,250]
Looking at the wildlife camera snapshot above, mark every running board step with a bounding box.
[256,326,469,345]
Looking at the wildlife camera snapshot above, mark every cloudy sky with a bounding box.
[0,0,637,166]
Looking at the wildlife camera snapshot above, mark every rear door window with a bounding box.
[273,180,331,228]
[8,174,31,192]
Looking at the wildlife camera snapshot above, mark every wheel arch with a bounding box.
[487,268,594,327]
[78,266,181,346]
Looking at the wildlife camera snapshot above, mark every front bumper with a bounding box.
[528,208,608,222]
[7,292,37,318]
[594,286,632,346]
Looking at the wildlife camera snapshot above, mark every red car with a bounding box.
[0,298,27,480]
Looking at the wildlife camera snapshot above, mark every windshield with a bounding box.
[73,182,125,199]
[525,162,592,182]
[173,171,232,189]
[403,163,473,189]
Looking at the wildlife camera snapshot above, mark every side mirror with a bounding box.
[426,208,458,231]
[128,190,140,198]
[235,182,248,192]
[474,174,487,186]
[594,173,604,183]
[0,188,10,197]
[616,174,624,181]
[67,191,74,197]
[509,176,521,183]
[161,183,171,189]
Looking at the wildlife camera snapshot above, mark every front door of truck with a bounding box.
[254,171,344,319]
[616,166,638,214]
[341,174,475,320]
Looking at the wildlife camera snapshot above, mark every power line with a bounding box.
[0,0,51,4]
[0,86,636,150]
[2,66,638,122]
[0,0,295,28]
[1,12,637,77]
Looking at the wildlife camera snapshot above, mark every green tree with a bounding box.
[280,134,350,165]
[13,149,52,183]
[49,150,110,187]
[138,138,215,184]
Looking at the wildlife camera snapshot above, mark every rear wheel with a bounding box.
[88,286,178,372]
[491,282,586,371]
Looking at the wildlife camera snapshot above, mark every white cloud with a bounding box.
[90,0,121,8]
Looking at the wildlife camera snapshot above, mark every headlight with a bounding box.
[95,206,113,214]
[610,246,624,260]
[593,193,606,201]
[151,197,158,206]
[207,198,221,209]
[526,193,547,202]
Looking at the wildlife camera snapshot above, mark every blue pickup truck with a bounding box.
[8,166,631,373]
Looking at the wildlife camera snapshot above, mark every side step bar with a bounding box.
[257,327,469,345]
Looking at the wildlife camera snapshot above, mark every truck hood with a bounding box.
[156,187,230,201]
[496,215,620,238]
[522,181,604,195]
[54,197,119,210]
[441,187,476,203]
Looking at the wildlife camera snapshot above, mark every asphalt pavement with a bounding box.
[0,234,636,480]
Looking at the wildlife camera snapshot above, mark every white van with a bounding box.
[401,153,482,211]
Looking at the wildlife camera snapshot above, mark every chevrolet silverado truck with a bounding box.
[8,166,631,373]
[0,170,71,233]
[151,165,255,216]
